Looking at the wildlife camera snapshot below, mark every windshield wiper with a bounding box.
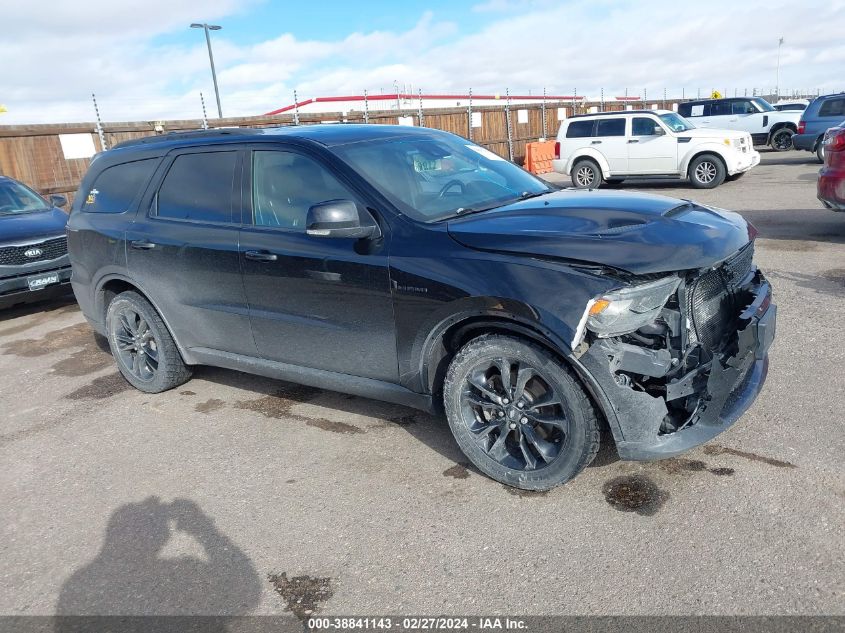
[517,190,550,201]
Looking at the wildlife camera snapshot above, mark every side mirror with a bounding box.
[306,199,381,239]
[49,194,67,208]
[653,126,665,136]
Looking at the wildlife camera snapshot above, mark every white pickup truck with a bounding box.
[677,97,800,151]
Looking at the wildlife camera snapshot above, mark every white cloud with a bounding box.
[1,0,843,125]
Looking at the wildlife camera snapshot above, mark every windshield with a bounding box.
[658,112,696,132]
[333,134,551,222]
[0,180,51,215]
[753,98,775,112]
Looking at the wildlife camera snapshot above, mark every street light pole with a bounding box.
[776,37,784,99]
[191,23,223,118]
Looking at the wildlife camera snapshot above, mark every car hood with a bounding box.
[0,207,68,244]
[446,190,752,275]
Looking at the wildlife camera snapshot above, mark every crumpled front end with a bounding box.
[577,241,776,460]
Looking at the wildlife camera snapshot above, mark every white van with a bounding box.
[553,110,760,189]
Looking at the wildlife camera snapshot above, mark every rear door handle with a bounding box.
[130,240,156,250]
[244,250,278,262]
[627,139,639,143]
[591,140,602,144]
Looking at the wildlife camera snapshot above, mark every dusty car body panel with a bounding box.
[68,125,775,464]
[446,190,751,275]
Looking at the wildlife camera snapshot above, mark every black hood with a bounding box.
[446,189,752,275]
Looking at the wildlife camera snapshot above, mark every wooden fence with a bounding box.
[0,98,645,204]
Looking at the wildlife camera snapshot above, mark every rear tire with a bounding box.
[571,159,602,189]
[769,128,794,151]
[443,334,600,490]
[816,140,826,164]
[689,154,726,189]
[106,291,192,393]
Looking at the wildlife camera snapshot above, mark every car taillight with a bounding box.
[554,141,560,159]
[798,121,806,134]
[826,129,845,152]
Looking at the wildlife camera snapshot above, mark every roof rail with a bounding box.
[110,128,260,150]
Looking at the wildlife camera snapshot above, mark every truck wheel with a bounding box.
[689,154,726,189]
[106,291,192,393]
[816,140,826,164]
[770,128,794,151]
[571,159,602,189]
[443,334,600,490]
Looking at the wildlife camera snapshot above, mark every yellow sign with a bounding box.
[710,90,722,99]
[0,104,7,114]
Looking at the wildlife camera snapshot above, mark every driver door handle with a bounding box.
[591,140,602,144]
[627,139,639,143]
[244,250,278,262]
[130,240,156,250]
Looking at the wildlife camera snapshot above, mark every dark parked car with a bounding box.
[818,122,845,210]
[67,126,776,490]
[0,176,72,309]
[793,93,845,163]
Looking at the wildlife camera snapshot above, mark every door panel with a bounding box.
[239,148,397,382]
[628,117,678,173]
[126,149,254,356]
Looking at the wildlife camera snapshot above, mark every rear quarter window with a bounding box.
[566,120,595,138]
[83,158,158,213]
[679,103,709,117]
[818,98,845,118]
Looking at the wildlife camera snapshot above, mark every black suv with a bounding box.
[0,176,72,309]
[68,126,776,490]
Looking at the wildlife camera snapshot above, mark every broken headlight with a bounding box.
[585,276,681,338]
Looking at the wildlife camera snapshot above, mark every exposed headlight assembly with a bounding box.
[572,276,681,348]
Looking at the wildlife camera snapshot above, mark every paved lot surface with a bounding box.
[1,150,843,618]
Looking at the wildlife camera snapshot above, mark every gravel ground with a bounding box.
[1,149,843,618]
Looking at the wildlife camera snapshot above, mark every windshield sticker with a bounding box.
[413,157,441,172]
[85,188,99,205]
[465,145,505,161]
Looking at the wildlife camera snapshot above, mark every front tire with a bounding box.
[443,335,600,490]
[106,291,192,393]
[689,154,726,189]
[571,159,602,189]
[816,140,826,164]
[770,128,794,151]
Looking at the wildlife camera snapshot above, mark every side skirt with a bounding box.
[189,347,435,413]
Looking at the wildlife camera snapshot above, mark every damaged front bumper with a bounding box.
[578,273,776,460]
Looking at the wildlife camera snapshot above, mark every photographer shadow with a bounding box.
[56,497,262,632]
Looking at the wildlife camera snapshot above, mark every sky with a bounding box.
[1,0,843,125]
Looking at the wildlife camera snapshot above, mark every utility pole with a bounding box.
[190,23,223,118]
[776,37,784,99]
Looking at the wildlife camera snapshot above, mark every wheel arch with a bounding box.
[96,274,194,364]
[419,313,616,436]
[567,149,609,178]
[683,148,728,178]
[767,121,797,143]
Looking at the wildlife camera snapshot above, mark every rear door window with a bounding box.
[83,158,158,213]
[710,101,732,116]
[156,151,238,223]
[819,98,845,118]
[566,120,595,138]
[595,118,626,137]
